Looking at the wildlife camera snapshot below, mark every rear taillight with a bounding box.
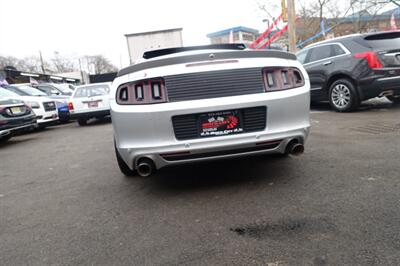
[263,67,305,91]
[354,51,383,69]
[116,78,167,105]
[68,102,74,110]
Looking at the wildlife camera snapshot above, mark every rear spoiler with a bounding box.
[118,50,296,77]
[143,44,246,59]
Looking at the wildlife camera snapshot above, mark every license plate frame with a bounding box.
[198,109,244,138]
[88,101,98,108]
[10,106,22,114]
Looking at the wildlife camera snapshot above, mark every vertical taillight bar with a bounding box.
[116,78,167,105]
[263,67,304,92]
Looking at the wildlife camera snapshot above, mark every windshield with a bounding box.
[73,84,110,98]
[2,85,30,96]
[53,84,74,94]
[15,85,48,96]
[0,88,20,98]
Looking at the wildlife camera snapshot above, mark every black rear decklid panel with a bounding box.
[118,50,297,77]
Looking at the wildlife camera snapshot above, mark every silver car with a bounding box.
[111,44,310,177]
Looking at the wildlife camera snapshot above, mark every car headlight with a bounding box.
[25,101,40,109]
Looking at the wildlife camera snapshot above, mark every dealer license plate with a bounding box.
[198,110,244,137]
[88,101,98,108]
[10,107,22,114]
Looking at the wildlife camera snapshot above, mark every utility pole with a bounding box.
[39,50,46,74]
[287,0,297,53]
[389,0,400,7]
[78,58,85,84]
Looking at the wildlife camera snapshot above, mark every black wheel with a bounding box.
[387,95,400,104]
[114,141,136,177]
[0,134,12,142]
[329,79,359,112]
[59,116,70,123]
[77,118,87,126]
[37,124,46,130]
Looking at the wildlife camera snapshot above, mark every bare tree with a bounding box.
[0,55,47,73]
[0,56,20,70]
[85,55,118,74]
[51,52,77,73]
[18,56,45,73]
[257,0,395,46]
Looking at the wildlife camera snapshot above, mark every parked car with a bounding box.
[0,85,58,128]
[68,82,111,126]
[33,83,73,96]
[53,83,76,93]
[0,95,37,142]
[27,84,71,123]
[5,84,70,123]
[296,31,400,112]
[111,44,310,177]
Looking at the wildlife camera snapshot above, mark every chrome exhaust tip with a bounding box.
[136,158,155,177]
[289,143,304,156]
[379,90,394,97]
[285,140,305,156]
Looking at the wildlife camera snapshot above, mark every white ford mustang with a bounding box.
[110,44,310,177]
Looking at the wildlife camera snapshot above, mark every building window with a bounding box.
[242,33,254,42]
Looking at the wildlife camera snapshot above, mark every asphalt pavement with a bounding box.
[1,101,400,265]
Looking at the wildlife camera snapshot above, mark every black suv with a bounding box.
[297,31,400,112]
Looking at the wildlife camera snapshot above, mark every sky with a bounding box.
[0,0,271,68]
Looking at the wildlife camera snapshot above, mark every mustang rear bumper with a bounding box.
[111,86,310,170]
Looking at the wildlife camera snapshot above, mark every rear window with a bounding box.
[363,32,400,49]
[73,85,109,98]
[0,88,20,97]
[16,85,47,96]
[308,46,332,63]
[332,44,346,56]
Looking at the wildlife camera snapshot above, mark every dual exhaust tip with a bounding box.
[136,141,304,177]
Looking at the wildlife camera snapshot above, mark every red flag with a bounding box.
[249,14,283,49]
[259,24,289,49]
[30,77,39,85]
[0,78,8,86]
[391,13,397,30]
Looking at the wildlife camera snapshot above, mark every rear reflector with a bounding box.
[160,151,191,158]
[256,140,282,146]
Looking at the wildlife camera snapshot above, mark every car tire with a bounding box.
[387,96,400,104]
[0,134,12,142]
[77,118,87,126]
[329,79,359,112]
[114,141,136,177]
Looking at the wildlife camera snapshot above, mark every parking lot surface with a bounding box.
[1,102,400,265]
